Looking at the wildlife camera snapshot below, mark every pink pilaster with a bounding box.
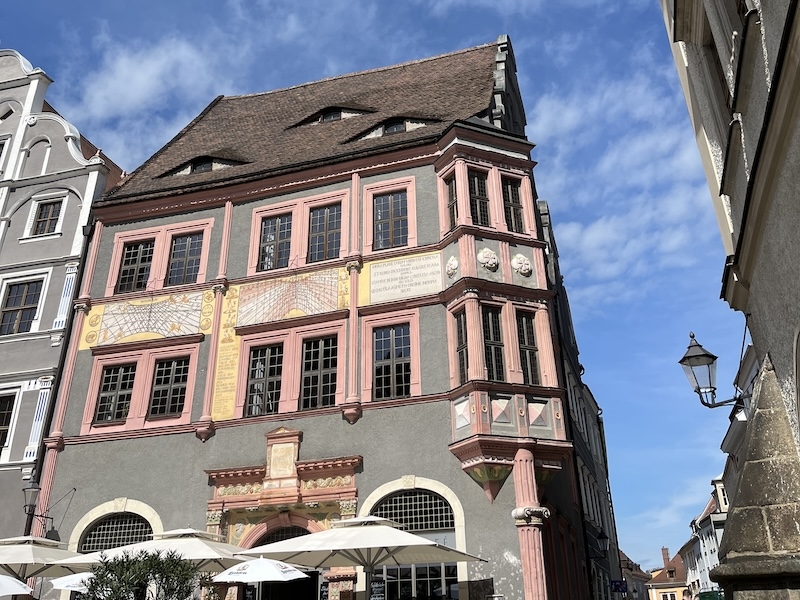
[217,200,233,279]
[463,291,485,380]
[342,173,362,421]
[197,283,227,439]
[512,448,550,600]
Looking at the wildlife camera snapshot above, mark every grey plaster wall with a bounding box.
[48,401,524,597]
[419,304,450,395]
[0,470,26,536]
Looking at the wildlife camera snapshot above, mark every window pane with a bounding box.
[455,310,468,385]
[502,177,524,233]
[116,240,155,293]
[301,336,337,409]
[167,233,203,286]
[247,343,283,416]
[373,324,411,400]
[374,191,408,250]
[0,280,42,335]
[33,200,62,235]
[95,364,136,422]
[308,204,342,262]
[468,170,490,226]
[149,357,190,418]
[0,394,14,447]
[482,306,505,381]
[517,311,540,385]
[259,214,292,271]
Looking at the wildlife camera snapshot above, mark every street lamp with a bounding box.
[588,529,609,559]
[678,332,738,408]
[22,480,60,541]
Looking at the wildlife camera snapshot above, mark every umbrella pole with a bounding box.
[363,566,373,600]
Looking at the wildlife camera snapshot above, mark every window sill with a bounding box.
[19,232,62,243]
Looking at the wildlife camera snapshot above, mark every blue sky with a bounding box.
[4,0,746,571]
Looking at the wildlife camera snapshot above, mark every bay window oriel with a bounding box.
[437,159,534,236]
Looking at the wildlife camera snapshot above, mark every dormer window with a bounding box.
[384,121,406,135]
[0,107,12,122]
[321,110,342,123]
[354,118,430,141]
[191,158,213,173]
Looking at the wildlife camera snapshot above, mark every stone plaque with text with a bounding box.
[370,253,443,303]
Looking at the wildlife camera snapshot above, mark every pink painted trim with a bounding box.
[454,159,469,228]
[295,189,350,267]
[50,311,86,437]
[346,267,360,403]
[240,513,326,549]
[246,196,299,276]
[362,176,417,256]
[104,218,215,297]
[460,233,477,278]
[535,309,558,388]
[80,341,200,435]
[488,166,504,229]
[464,296,485,380]
[360,309,421,402]
[81,222,103,297]
[201,292,225,421]
[521,173,537,237]
[218,201,233,279]
[32,448,59,537]
[237,319,347,416]
[349,173,360,251]
[436,166,453,239]
[498,241,513,285]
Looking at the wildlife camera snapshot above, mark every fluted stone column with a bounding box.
[512,447,550,600]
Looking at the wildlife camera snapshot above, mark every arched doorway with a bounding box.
[249,525,317,600]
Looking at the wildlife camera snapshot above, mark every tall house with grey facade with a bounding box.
[660,1,800,597]
[0,50,120,538]
[39,37,619,600]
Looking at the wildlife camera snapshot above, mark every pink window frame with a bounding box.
[237,319,347,416]
[104,218,214,297]
[362,176,417,256]
[437,163,460,238]
[360,309,421,402]
[464,164,496,228]
[496,168,536,235]
[81,342,199,435]
[295,190,350,267]
[246,198,298,276]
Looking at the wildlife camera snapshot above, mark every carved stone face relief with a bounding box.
[511,253,532,276]
[445,256,459,278]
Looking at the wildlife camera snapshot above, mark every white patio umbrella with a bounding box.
[212,557,308,584]
[0,574,33,597]
[49,572,94,593]
[55,529,247,572]
[238,517,484,594]
[0,536,83,579]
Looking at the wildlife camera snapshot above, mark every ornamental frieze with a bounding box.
[218,482,264,496]
[302,475,352,489]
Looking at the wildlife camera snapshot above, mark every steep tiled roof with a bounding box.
[649,552,686,584]
[103,41,504,205]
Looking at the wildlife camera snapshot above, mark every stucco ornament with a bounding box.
[445,256,459,278]
[26,115,37,126]
[477,248,499,271]
[511,253,533,276]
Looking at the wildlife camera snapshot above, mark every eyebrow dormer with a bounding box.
[352,117,434,141]
[160,151,248,178]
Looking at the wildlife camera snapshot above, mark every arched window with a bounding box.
[259,526,309,544]
[79,512,153,553]
[371,490,458,600]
